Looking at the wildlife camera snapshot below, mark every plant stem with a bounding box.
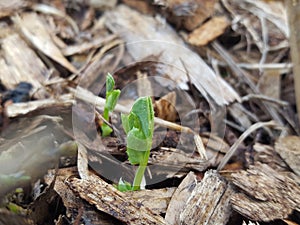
[103,108,109,121]
[132,150,150,190]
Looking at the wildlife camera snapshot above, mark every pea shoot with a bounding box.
[101,73,120,137]
[117,96,154,191]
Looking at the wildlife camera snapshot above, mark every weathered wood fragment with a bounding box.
[231,163,300,221]
[14,12,77,73]
[0,0,29,18]
[275,136,300,176]
[68,173,166,225]
[180,170,232,225]
[1,34,49,92]
[165,171,197,225]
[4,94,74,118]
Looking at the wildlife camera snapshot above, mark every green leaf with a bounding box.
[101,124,113,137]
[106,90,121,111]
[101,73,120,137]
[121,96,154,190]
[116,178,132,192]
[106,73,115,94]
[131,97,154,139]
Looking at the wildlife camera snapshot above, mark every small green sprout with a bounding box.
[101,73,121,137]
[117,96,154,191]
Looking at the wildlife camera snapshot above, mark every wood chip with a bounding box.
[188,16,229,46]
[275,136,300,176]
[13,12,78,73]
[231,163,300,221]
[165,171,197,225]
[67,173,166,225]
[126,187,176,215]
[257,69,281,99]
[104,5,240,106]
[1,34,49,91]
[180,170,232,225]
[4,94,74,118]
[181,0,216,31]
[154,91,177,122]
[0,0,29,18]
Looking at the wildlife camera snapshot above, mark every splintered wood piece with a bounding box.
[165,171,197,225]
[149,147,209,172]
[1,34,48,91]
[13,12,77,73]
[4,94,74,118]
[68,173,166,225]
[0,0,29,18]
[104,5,240,106]
[154,91,177,122]
[126,187,176,215]
[188,16,229,46]
[180,170,232,225]
[154,0,215,31]
[275,136,300,176]
[231,163,300,221]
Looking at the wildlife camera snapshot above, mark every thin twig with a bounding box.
[217,120,283,171]
[241,94,289,106]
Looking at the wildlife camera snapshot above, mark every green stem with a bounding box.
[101,108,113,136]
[132,150,150,191]
[103,108,109,121]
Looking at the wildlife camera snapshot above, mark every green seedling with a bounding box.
[101,73,121,137]
[117,96,154,191]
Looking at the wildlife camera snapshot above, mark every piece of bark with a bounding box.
[126,187,176,215]
[155,0,215,31]
[149,147,209,173]
[231,163,300,221]
[44,168,124,225]
[62,34,117,56]
[187,16,229,46]
[257,69,281,100]
[1,34,49,93]
[180,170,233,225]
[122,0,155,15]
[13,12,77,73]
[104,4,240,106]
[0,0,30,18]
[165,171,197,225]
[253,143,289,172]
[4,94,74,118]
[68,173,166,225]
[274,136,300,176]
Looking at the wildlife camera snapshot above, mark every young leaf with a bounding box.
[101,73,120,137]
[120,96,154,191]
[116,178,132,192]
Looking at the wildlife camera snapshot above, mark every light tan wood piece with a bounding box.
[180,170,233,225]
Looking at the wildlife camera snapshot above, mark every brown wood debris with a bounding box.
[187,16,229,46]
[180,170,233,225]
[0,0,30,18]
[67,173,166,225]
[1,34,49,95]
[230,163,300,221]
[275,135,300,176]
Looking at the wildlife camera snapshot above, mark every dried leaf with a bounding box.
[154,91,177,122]
[188,16,229,46]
